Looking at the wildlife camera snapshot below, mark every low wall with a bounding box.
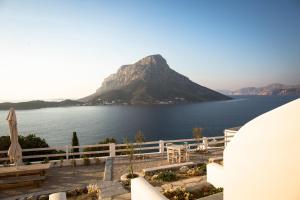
[48,157,106,167]
[207,162,224,188]
[131,177,168,200]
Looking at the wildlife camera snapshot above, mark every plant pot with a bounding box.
[120,172,144,182]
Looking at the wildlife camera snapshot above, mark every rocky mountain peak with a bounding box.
[135,54,167,66]
[80,54,231,104]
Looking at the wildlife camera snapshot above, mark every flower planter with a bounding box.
[120,172,144,182]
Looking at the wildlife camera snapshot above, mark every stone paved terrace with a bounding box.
[0,149,223,199]
[113,150,223,181]
[0,164,104,200]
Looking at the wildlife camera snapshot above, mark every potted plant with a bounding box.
[120,138,143,183]
[135,130,145,159]
[193,127,203,151]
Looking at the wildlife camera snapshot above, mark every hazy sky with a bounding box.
[0,0,299,102]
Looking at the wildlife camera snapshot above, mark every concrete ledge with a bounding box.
[131,177,168,200]
[49,157,106,168]
[143,162,196,175]
[207,163,224,188]
[103,157,113,181]
[208,156,223,163]
[97,180,128,199]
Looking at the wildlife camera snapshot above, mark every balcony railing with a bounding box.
[0,135,233,162]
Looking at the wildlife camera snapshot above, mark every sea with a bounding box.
[0,96,298,146]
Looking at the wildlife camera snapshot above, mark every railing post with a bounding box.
[109,143,116,157]
[66,145,69,160]
[159,140,164,154]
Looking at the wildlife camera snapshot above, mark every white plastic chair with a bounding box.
[197,137,208,151]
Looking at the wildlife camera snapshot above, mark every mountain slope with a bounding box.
[219,83,300,96]
[0,100,81,110]
[81,54,231,104]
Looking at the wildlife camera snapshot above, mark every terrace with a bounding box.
[1,98,298,200]
[0,135,233,200]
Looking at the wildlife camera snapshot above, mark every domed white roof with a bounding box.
[224,99,300,200]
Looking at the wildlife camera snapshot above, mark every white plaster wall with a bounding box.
[49,192,67,200]
[207,162,224,188]
[131,177,168,200]
[224,99,300,200]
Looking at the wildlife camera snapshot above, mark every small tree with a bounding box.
[0,134,60,163]
[135,130,145,156]
[99,137,116,144]
[124,137,135,178]
[193,127,203,145]
[72,132,80,158]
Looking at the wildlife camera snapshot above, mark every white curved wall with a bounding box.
[207,162,224,188]
[131,177,168,200]
[49,192,67,200]
[224,99,300,200]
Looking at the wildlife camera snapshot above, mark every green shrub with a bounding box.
[0,134,49,151]
[83,137,116,157]
[0,136,11,151]
[157,171,177,182]
[0,134,65,163]
[163,187,193,200]
[197,163,206,174]
[187,164,207,176]
[193,186,223,198]
[187,168,201,176]
[206,187,223,196]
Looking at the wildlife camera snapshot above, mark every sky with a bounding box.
[0,0,299,102]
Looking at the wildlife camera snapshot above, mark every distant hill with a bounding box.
[80,54,231,105]
[218,83,300,96]
[0,100,81,110]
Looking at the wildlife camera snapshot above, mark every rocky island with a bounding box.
[0,100,81,110]
[219,83,300,96]
[0,54,231,110]
[80,54,231,105]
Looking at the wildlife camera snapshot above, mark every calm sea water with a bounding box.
[0,96,298,146]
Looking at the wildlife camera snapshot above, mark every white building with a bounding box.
[209,98,300,200]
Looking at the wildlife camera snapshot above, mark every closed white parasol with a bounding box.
[7,108,23,165]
